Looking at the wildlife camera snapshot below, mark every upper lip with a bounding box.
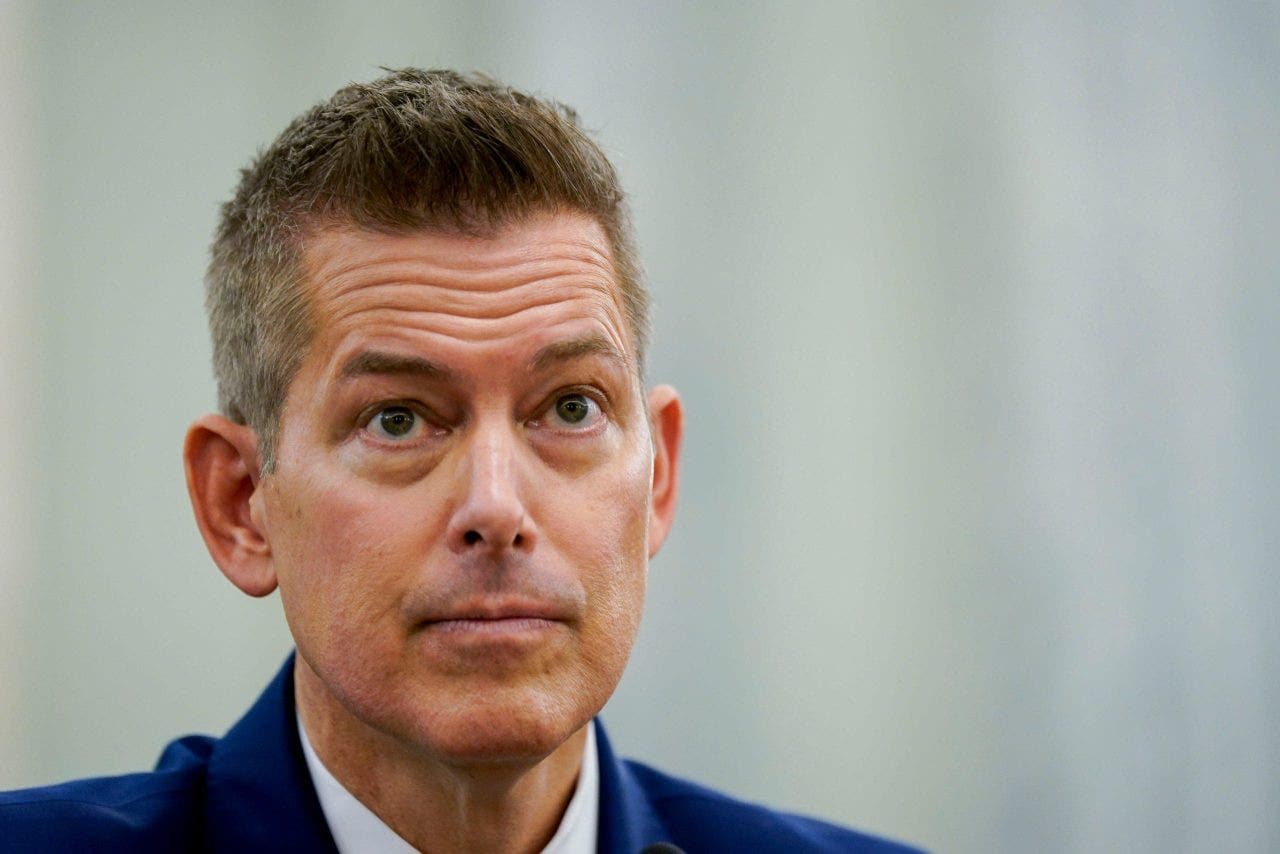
[423,597,570,623]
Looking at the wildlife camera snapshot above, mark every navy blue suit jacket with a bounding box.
[0,656,921,852]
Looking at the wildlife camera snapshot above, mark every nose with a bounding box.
[445,423,534,555]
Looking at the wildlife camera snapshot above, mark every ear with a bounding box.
[183,414,277,597]
[645,384,684,558]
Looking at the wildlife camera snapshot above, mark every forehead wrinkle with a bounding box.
[314,253,615,297]
[300,215,637,368]
[314,256,627,345]
[306,227,618,292]
[316,291,631,380]
[314,272,624,332]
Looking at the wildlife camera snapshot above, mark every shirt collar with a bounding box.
[297,713,598,854]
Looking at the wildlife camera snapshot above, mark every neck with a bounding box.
[294,658,588,854]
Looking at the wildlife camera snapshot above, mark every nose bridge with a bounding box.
[469,420,517,500]
[449,414,530,552]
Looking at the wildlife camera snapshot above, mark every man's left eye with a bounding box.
[547,393,601,428]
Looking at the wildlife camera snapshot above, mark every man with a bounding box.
[0,69,920,853]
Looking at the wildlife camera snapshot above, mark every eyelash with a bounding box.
[533,387,609,433]
[356,386,611,446]
[559,383,610,411]
[358,400,439,446]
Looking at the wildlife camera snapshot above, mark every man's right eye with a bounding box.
[367,406,423,441]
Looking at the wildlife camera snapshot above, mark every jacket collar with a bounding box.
[592,720,671,853]
[201,653,671,854]
[203,654,338,852]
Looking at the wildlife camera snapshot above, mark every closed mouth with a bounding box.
[422,596,571,626]
[425,616,562,634]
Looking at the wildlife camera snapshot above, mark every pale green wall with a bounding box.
[4,3,1278,852]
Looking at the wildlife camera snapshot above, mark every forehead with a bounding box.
[296,213,636,376]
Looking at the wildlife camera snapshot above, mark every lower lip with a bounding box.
[424,617,562,638]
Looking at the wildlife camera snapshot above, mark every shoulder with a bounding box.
[0,735,214,853]
[623,759,926,853]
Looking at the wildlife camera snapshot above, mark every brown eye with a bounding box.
[371,406,421,440]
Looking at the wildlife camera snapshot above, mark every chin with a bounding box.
[396,682,598,767]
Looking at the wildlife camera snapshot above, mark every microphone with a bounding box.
[640,844,686,854]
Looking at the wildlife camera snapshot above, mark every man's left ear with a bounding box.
[646,384,684,557]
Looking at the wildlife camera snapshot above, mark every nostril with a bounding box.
[463,530,482,545]
[512,533,524,547]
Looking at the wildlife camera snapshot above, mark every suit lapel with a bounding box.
[593,720,672,854]
[203,654,339,853]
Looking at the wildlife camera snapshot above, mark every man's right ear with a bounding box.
[183,414,277,597]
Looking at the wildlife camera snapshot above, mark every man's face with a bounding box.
[254,212,669,763]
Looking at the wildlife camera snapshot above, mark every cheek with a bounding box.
[553,447,652,668]
[266,475,422,657]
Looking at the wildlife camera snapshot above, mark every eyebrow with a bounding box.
[335,335,630,383]
[338,351,453,381]
[529,335,631,373]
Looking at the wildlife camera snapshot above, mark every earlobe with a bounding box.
[183,415,278,597]
[645,385,684,558]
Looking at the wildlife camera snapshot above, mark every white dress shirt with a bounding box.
[297,714,599,854]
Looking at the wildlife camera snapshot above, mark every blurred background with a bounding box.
[2,2,1277,851]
